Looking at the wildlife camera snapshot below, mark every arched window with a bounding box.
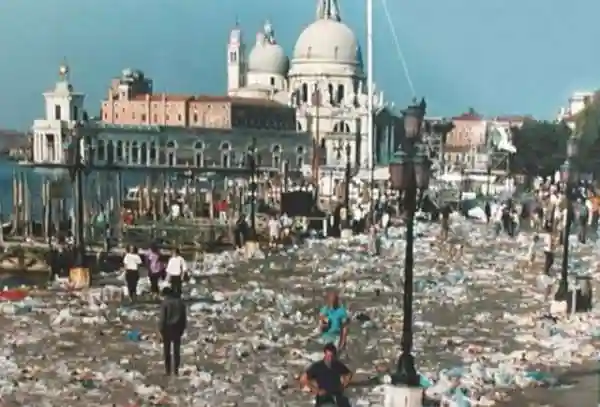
[271,144,282,169]
[166,140,177,167]
[123,141,131,164]
[194,141,204,167]
[106,140,114,164]
[296,145,305,168]
[301,83,308,103]
[328,83,334,105]
[96,139,105,162]
[140,142,147,165]
[337,84,345,104]
[149,142,157,164]
[296,121,303,131]
[221,141,231,168]
[131,141,139,164]
[333,121,350,133]
[116,141,123,162]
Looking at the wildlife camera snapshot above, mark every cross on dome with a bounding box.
[316,0,341,22]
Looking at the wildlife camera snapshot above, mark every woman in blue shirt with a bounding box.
[318,291,349,351]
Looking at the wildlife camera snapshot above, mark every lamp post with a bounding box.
[555,136,579,301]
[246,137,259,240]
[66,120,92,268]
[344,143,351,215]
[389,99,429,389]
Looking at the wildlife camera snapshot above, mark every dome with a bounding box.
[248,42,289,75]
[293,19,358,64]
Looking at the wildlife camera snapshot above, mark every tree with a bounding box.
[510,120,570,180]
[575,93,600,175]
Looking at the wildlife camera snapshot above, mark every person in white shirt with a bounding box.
[123,246,142,301]
[268,216,280,247]
[170,203,181,220]
[165,248,186,297]
[541,231,554,275]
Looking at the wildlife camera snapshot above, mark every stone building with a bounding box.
[31,66,312,170]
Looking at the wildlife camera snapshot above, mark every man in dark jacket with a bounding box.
[159,287,187,376]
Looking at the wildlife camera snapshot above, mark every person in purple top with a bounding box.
[146,244,164,297]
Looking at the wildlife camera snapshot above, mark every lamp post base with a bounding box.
[384,385,423,407]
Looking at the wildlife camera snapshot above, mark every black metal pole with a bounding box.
[395,164,419,386]
[250,140,257,239]
[558,189,572,298]
[75,164,85,266]
[344,147,351,227]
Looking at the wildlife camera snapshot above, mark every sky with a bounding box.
[0,0,598,130]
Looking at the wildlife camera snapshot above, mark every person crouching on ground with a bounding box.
[300,343,353,407]
[159,287,187,376]
[123,246,142,302]
[165,248,186,297]
[318,291,349,352]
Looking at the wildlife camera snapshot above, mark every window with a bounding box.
[97,140,106,161]
[296,155,304,168]
[153,114,158,123]
[141,114,146,122]
[149,142,157,164]
[131,141,139,164]
[103,113,108,120]
[221,141,231,168]
[301,83,308,103]
[116,141,123,161]
[193,113,198,122]
[328,84,334,105]
[140,143,147,165]
[166,115,170,121]
[177,114,182,121]
[337,85,344,104]
[72,106,78,121]
[271,144,281,169]
[165,140,177,166]
[194,141,204,167]
[270,77,275,86]
[230,51,237,63]
[115,113,119,120]
[132,113,136,120]
[54,105,61,120]
[123,141,131,164]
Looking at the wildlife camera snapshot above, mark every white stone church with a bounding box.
[227,0,399,173]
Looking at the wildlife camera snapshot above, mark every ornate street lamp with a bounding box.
[388,98,430,387]
[555,136,579,301]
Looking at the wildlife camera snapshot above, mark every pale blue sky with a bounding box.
[0,0,597,130]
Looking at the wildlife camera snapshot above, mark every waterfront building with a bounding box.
[99,0,405,171]
[32,67,312,170]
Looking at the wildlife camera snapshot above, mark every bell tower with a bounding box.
[227,22,245,94]
[31,62,86,163]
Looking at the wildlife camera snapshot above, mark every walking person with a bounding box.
[123,246,142,302]
[165,248,186,297]
[542,230,555,276]
[159,287,187,376]
[578,199,589,244]
[146,243,164,298]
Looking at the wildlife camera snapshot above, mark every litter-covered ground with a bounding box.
[0,219,599,406]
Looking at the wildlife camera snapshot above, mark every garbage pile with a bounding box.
[0,221,598,405]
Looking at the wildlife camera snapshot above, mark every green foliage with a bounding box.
[575,94,600,174]
[510,120,570,177]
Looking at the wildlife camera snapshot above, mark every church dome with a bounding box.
[293,19,358,64]
[248,41,289,75]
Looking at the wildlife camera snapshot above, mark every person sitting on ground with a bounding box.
[300,343,353,407]
[318,290,349,351]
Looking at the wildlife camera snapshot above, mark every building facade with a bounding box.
[225,0,398,170]
[556,91,594,129]
[31,67,312,169]
[32,65,85,164]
